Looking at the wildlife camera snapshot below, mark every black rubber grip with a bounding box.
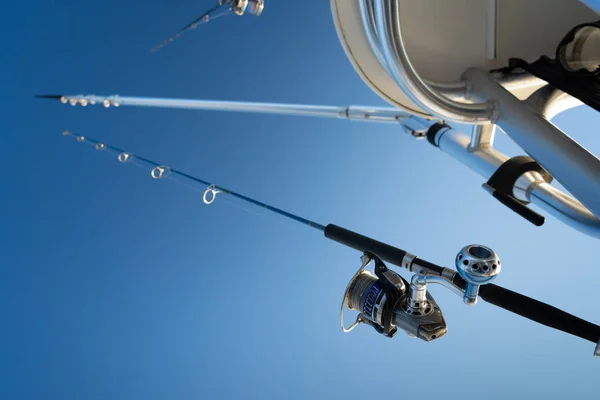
[451,275,600,343]
[324,224,446,275]
[426,123,449,147]
[479,284,600,343]
[491,190,545,226]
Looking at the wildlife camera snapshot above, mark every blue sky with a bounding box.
[3,1,600,399]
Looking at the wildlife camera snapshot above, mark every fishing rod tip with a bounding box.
[35,94,64,100]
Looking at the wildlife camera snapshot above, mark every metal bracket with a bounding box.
[401,252,416,271]
[469,124,496,151]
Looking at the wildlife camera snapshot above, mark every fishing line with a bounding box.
[166,172,279,223]
[63,131,325,231]
[60,131,600,354]
[110,140,281,223]
[70,132,294,223]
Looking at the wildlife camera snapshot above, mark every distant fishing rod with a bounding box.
[151,0,264,52]
[64,131,600,356]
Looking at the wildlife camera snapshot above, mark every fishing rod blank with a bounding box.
[151,0,264,52]
[38,93,431,129]
[63,131,324,231]
[64,131,600,356]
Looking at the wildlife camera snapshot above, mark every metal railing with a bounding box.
[365,0,496,123]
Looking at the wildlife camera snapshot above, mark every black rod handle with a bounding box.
[324,224,406,264]
[479,283,600,343]
[451,275,600,343]
[324,224,445,275]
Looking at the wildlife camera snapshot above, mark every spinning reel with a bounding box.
[341,245,501,341]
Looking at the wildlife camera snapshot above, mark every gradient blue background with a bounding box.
[3,1,600,399]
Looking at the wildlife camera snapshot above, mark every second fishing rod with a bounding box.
[65,131,600,356]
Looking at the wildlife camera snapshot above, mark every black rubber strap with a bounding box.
[426,123,450,148]
[485,156,552,226]
[487,155,552,195]
[490,190,545,226]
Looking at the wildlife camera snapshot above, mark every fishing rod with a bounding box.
[151,0,264,52]
[37,93,600,240]
[63,130,600,356]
